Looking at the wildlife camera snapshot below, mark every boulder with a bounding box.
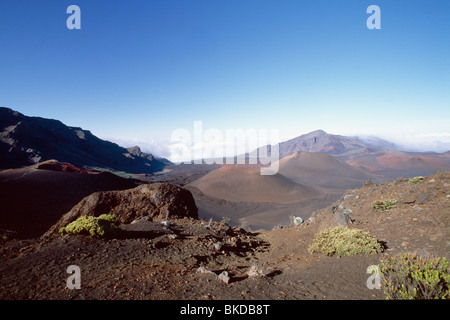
[43,183,198,237]
[317,211,351,232]
[335,211,350,227]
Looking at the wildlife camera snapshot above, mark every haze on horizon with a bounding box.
[0,1,449,159]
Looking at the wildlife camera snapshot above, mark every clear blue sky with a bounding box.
[1,0,449,157]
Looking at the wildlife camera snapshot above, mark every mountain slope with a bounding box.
[0,107,166,173]
[277,152,375,190]
[189,166,322,204]
[342,149,450,180]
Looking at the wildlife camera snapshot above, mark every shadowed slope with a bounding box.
[0,160,140,238]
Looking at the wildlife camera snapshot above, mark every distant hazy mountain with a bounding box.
[250,130,379,160]
[277,130,384,158]
[341,149,450,180]
[252,129,450,180]
[0,107,166,173]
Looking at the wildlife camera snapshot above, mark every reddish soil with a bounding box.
[0,172,448,302]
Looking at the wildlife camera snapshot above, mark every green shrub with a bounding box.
[308,227,382,257]
[409,176,424,185]
[379,253,450,300]
[97,214,119,224]
[221,216,230,224]
[372,199,397,211]
[59,214,119,237]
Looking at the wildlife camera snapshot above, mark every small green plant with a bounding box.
[0,234,8,245]
[372,199,397,211]
[379,253,450,300]
[308,226,382,257]
[59,214,120,237]
[221,216,230,224]
[409,176,424,185]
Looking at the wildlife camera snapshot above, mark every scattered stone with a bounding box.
[205,217,213,228]
[196,266,216,276]
[217,271,230,284]
[247,264,266,278]
[415,193,430,205]
[317,211,351,232]
[161,221,170,229]
[335,212,350,227]
[398,193,416,204]
[214,241,223,251]
[343,209,353,215]
[197,267,231,284]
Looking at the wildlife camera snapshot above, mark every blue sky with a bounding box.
[1,0,449,158]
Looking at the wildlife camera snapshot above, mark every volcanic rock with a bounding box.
[316,211,351,232]
[44,183,198,237]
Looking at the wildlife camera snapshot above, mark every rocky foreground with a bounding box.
[0,171,448,300]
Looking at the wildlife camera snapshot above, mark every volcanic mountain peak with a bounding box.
[251,129,379,161]
[278,130,375,158]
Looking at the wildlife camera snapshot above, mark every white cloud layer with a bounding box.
[383,133,450,153]
[104,130,450,163]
